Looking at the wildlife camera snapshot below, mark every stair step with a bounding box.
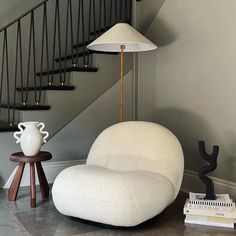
[0,121,18,132]
[16,85,75,91]
[89,26,110,36]
[37,66,98,76]
[72,22,131,50]
[89,20,131,36]
[73,40,94,49]
[0,104,50,111]
[55,51,118,62]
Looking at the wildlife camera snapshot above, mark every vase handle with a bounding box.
[13,122,25,144]
[37,122,49,143]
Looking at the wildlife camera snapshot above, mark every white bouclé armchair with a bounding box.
[52,121,184,227]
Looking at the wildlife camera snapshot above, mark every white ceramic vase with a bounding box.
[14,122,49,156]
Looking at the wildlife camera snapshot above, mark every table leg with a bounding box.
[8,163,25,201]
[30,162,36,208]
[36,162,50,199]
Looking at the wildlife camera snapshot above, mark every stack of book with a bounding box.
[184,192,236,228]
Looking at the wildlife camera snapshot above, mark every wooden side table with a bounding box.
[8,151,52,208]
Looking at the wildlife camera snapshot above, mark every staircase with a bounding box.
[0,0,132,132]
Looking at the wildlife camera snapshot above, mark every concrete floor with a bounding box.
[0,186,235,236]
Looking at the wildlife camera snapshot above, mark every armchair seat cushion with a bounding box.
[52,164,175,227]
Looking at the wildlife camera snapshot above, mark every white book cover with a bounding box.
[185,214,236,223]
[186,199,235,212]
[184,200,236,218]
[184,218,234,228]
[189,192,234,207]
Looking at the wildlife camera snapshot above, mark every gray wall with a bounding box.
[0,0,42,187]
[21,53,132,138]
[136,0,165,34]
[138,0,236,183]
[0,0,95,107]
[44,71,133,162]
[0,70,133,187]
[0,0,41,28]
[0,0,43,106]
[0,51,132,187]
[0,0,134,187]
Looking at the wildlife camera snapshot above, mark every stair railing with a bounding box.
[0,0,132,127]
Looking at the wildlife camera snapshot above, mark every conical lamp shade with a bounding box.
[87,23,157,52]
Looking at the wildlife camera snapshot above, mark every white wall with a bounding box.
[138,0,236,183]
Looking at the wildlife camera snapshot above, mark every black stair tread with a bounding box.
[55,50,118,62]
[89,25,113,36]
[73,20,131,48]
[73,22,131,49]
[73,40,94,49]
[0,104,50,110]
[90,28,106,36]
[16,85,75,91]
[37,66,98,76]
[89,20,131,36]
[0,121,18,132]
[72,32,108,49]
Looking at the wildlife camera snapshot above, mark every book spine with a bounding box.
[184,207,236,218]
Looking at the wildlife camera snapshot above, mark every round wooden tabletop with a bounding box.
[10,151,52,163]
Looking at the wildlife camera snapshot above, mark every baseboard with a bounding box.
[3,159,86,189]
[181,169,236,201]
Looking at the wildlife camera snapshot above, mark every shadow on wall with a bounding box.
[220,131,236,181]
[146,18,176,47]
[137,0,166,34]
[153,108,218,172]
[138,50,157,121]
[0,175,3,187]
[153,108,236,182]
[139,18,176,120]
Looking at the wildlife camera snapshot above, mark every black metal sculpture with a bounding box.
[198,140,219,200]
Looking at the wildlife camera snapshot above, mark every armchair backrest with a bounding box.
[87,121,184,198]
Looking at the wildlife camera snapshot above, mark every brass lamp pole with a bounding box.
[120,45,125,122]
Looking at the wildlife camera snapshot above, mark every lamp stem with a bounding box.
[120,45,125,122]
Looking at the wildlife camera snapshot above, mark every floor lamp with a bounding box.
[87,23,157,122]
